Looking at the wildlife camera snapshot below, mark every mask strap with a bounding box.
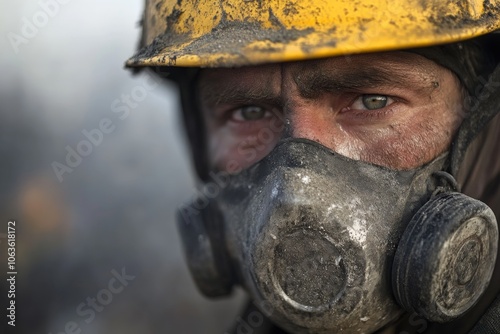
[449,62,500,177]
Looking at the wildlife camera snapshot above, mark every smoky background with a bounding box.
[0,1,244,333]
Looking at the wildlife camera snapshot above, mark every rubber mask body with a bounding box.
[204,139,445,333]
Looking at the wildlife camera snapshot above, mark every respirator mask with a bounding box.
[178,137,497,333]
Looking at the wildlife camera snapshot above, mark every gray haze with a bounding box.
[0,1,244,333]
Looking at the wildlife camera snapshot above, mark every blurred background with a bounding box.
[0,1,244,333]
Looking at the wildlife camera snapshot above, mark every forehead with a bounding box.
[198,51,444,90]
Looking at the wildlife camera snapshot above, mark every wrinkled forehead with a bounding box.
[197,51,450,104]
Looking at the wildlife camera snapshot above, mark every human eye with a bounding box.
[349,94,395,111]
[230,105,273,122]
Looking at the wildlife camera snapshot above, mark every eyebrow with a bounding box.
[292,63,432,99]
[199,84,282,108]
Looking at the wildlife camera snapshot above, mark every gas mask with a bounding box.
[178,138,498,334]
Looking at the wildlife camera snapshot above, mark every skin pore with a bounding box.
[197,52,465,172]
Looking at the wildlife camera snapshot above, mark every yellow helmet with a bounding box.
[126,0,500,68]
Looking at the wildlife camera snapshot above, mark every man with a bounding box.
[127,1,500,333]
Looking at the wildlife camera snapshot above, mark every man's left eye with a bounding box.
[351,95,394,110]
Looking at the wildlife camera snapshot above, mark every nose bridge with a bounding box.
[280,62,342,147]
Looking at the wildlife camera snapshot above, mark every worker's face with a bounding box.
[197,52,464,172]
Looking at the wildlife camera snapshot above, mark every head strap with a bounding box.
[450,62,500,176]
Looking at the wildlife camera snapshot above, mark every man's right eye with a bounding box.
[231,106,272,122]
